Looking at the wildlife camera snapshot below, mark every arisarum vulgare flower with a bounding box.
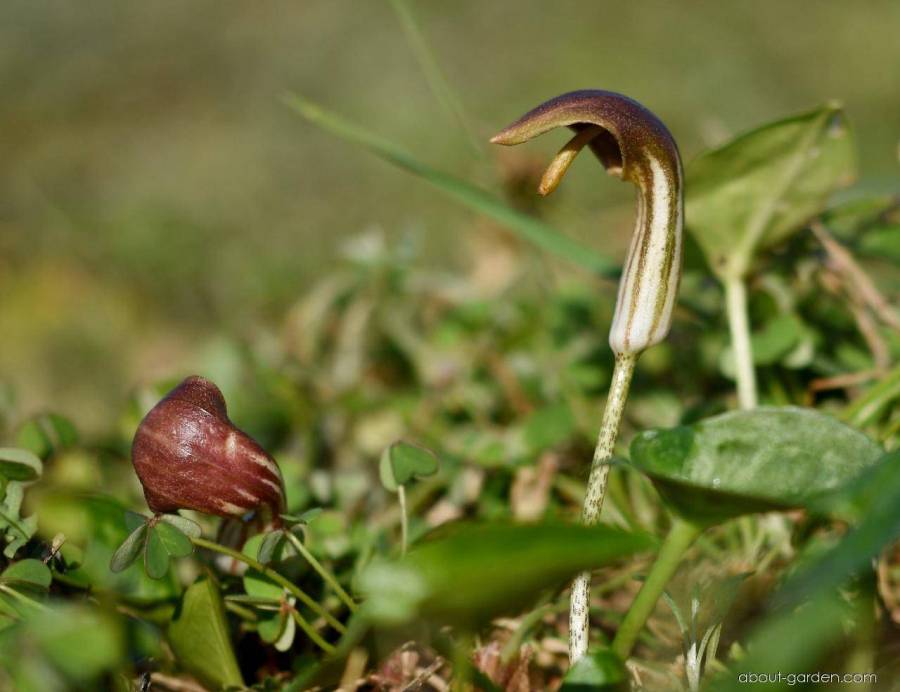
[492,89,684,663]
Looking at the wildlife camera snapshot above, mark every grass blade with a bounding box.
[284,94,617,276]
[387,0,482,158]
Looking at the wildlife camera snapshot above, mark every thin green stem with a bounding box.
[388,0,483,159]
[397,484,409,556]
[611,517,702,660]
[569,351,637,663]
[284,531,357,613]
[0,584,48,613]
[190,536,346,634]
[224,601,257,621]
[724,276,757,409]
[290,608,337,654]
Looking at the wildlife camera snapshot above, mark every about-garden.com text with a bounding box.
[738,672,877,686]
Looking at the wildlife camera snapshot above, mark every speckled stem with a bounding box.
[491,91,683,665]
[569,351,637,662]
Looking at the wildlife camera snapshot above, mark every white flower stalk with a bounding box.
[492,89,684,663]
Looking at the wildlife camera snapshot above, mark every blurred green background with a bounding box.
[2,0,898,433]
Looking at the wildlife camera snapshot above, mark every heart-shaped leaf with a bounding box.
[629,407,883,525]
[158,513,202,538]
[379,441,439,493]
[109,523,148,573]
[124,511,148,533]
[257,607,285,643]
[242,535,287,600]
[686,104,855,280]
[256,599,296,652]
[258,529,287,565]
[144,526,169,580]
[155,521,194,559]
[168,576,243,689]
[117,513,197,578]
[0,448,42,483]
[139,515,199,579]
[358,521,653,630]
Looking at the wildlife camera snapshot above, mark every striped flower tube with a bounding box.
[132,376,285,527]
[493,90,684,664]
[491,89,683,356]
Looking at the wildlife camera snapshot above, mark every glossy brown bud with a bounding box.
[131,376,285,523]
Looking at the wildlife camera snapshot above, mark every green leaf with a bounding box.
[11,604,124,683]
[522,403,575,452]
[749,313,805,365]
[155,521,194,559]
[242,535,286,600]
[859,221,900,263]
[708,592,850,692]
[629,407,883,525]
[124,510,148,533]
[379,441,440,493]
[776,451,900,607]
[820,194,894,240]
[26,492,176,600]
[560,648,628,691]
[0,448,42,482]
[0,482,37,558]
[0,594,19,623]
[167,576,244,689]
[108,523,148,573]
[281,507,323,525]
[719,313,808,377]
[1,559,52,590]
[243,568,284,601]
[710,452,900,690]
[843,363,900,428]
[274,608,296,652]
[131,517,195,578]
[258,529,286,565]
[143,526,170,580]
[158,513,202,538]
[358,521,653,630]
[686,104,855,280]
[16,413,78,460]
[285,94,617,276]
[256,599,297,651]
[256,608,285,644]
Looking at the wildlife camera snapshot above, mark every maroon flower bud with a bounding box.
[131,376,285,524]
